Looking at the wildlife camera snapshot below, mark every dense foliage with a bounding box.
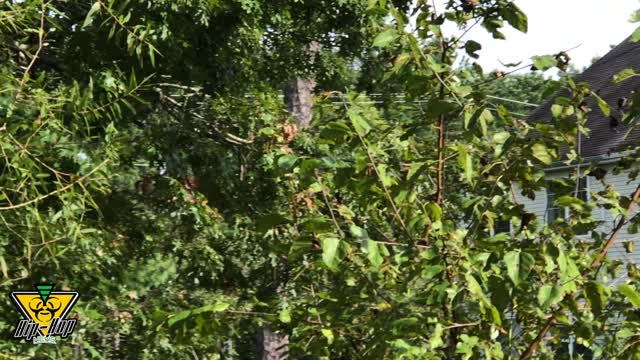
[3,0,640,359]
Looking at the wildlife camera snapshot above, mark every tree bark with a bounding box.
[256,324,289,360]
[284,41,320,129]
[284,78,316,129]
[258,42,320,360]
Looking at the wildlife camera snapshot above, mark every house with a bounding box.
[513,34,640,283]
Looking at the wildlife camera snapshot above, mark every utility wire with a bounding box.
[322,94,539,107]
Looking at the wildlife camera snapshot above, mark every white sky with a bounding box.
[444,0,639,73]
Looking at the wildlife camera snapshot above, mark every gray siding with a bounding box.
[513,164,640,284]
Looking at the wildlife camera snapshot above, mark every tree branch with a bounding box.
[0,159,109,211]
[16,1,47,98]
[520,183,640,359]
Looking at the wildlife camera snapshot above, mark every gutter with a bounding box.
[543,152,629,172]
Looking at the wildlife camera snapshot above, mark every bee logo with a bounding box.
[10,284,79,344]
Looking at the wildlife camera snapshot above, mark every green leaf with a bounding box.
[364,239,383,269]
[575,321,593,341]
[348,110,371,136]
[429,323,444,349]
[592,92,610,117]
[618,285,640,307]
[149,47,156,67]
[192,302,231,314]
[557,249,580,292]
[279,308,291,323]
[489,305,502,326]
[256,213,290,232]
[302,217,332,233]
[531,55,556,71]
[493,131,510,145]
[531,142,556,165]
[464,40,482,59]
[422,265,444,279]
[0,256,7,279]
[167,310,191,327]
[425,202,442,222]
[624,241,634,253]
[373,29,399,48]
[554,195,583,210]
[83,2,102,29]
[389,52,411,76]
[277,154,298,170]
[499,2,528,33]
[321,237,340,270]
[478,109,492,137]
[349,224,368,239]
[537,284,564,309]
[321,329,334,344]
[584,281,609,316]
[456,335,479,360]
[458,144,473,183]
[488,276,510,311]
[632,26,640,42]
[83,309,105,320]
[504,251,534,287]
[487,232,510,243]
[466,273,487,302]
[376,164,395,187]
[611,68,637,84]
[425,99,457,118]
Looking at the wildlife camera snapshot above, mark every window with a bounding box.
[546,176,589,226]
[494,220,511,234]
[546,182,563,224]
[575,176,588,202]
[554,340,593,359]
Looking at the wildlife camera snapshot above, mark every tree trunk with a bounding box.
[256,324,289,360]
[257,42,320,360]
[284,41,320,129]
[284,78,316,129]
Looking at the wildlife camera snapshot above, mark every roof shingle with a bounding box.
[528,36,640,157]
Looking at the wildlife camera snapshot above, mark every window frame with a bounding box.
[545,175,590,226]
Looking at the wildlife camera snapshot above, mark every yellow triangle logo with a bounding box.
[11,291,78,337]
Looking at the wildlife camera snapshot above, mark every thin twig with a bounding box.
[449,17,481,46]
[79,75,152,116]
[316,175,344,237]
[444,321,481,330]
[341,96,413,242]
[16,1,47,97]
[435,113,446,205]
[0,159,109,211]
[97,0,160,56]
[473,43,583,88]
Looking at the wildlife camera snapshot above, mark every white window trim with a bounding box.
[545,176,590,224]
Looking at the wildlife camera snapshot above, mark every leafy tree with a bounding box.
[3,0,640,359]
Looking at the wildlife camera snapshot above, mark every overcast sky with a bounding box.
[444,1,639,73]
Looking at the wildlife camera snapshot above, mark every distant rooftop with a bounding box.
[528,36,640,158]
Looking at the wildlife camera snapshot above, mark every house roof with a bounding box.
[528,36,640,158]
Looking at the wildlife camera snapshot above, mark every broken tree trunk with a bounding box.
[284,77,316,129]
[284,41,320,129]
[256,324,289,360]
[256,42,320,360]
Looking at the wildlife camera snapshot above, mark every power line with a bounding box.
[485,95,539,107]
[323,93,540,107]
